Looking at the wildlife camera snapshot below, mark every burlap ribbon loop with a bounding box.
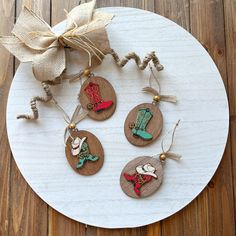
[0,0,113,82]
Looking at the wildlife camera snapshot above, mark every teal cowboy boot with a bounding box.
[131,108,146,136]
[132,108,153,140]
[77,154,99,169]
[76,142,99,169]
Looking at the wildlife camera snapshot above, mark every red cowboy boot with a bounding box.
[134,182,142,196]
[84,82,113,112]
[124,173,141,195]
[124,172,153,197]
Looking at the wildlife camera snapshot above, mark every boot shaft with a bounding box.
[131,108,153,140]
[84,81,113,112]
[84,82,102,104]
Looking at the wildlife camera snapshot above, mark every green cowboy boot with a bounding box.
[132,108,153,140]
[131,108,146,136]
[76,142,99,169]
[77,154,99,169]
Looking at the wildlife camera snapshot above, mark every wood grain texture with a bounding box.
[0,0,235,235]
[7,1,50,236]
[224,0,236,230]
[95,1,151,233]
[190,1,235,236]
[153,1,190,234]
[51,0,81,26]
[48,208,86,236]
[0,1,14,235]
[8,163,48,236]
[155,0,190,31]
[145,2,161,235]
[50,0,87,235]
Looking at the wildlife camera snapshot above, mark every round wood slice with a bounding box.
[124,103,163,146]
[65,130,104,176]
[79,76,117,121]
[7,7,229,228]
[120,156,163,198]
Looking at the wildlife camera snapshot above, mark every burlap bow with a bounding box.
[0,0,113,82]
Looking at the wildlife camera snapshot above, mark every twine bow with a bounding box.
[142,66,177,104]
[0,0,113,82]
[61,104,88,145]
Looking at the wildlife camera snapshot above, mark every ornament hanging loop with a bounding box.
[68,67,95,83]
[142,65,177,104]
[154,120,181,162]
[63,105,89,145]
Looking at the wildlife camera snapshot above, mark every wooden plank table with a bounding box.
[0,0,235,235]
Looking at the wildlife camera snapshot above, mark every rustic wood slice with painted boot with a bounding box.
[65,129,104,176]
[121,120,181,198]
[124,103,163,146]
[120,156,163,198]
[79,76,117,121]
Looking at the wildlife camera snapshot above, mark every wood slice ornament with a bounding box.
[62,104,104,176]
[124,67,177,147]
[121,121,181,199]
[65,129,104,176]
[124,103,163,146]
[79,73,117,121]
[120,156,163,198]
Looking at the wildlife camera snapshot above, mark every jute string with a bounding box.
[17,82,53,120]
[153,120,181,162]
[108,49,164,72]
[63,104,88,145]
[142,66,177,104]
[17,82,88,145]
[67,50,164,83]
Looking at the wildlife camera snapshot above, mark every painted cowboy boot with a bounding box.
[124,173,153,196]
[131,108,153,140]
[84,82,113,112]
[71,137,99,169]
[124,163,157,196]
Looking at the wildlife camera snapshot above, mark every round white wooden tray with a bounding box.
[7,7,229,228]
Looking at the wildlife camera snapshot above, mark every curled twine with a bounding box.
[108,49,164,71]
[142,66,177,104]
[16,50,165,119]
[17,82,53,120]
[67,50,164,83]
[16,82,88,137]
[153,120,181,162]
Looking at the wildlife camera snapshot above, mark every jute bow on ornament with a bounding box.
[0,0,113,82]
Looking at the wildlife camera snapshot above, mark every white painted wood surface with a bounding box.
[6,7,229,228]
